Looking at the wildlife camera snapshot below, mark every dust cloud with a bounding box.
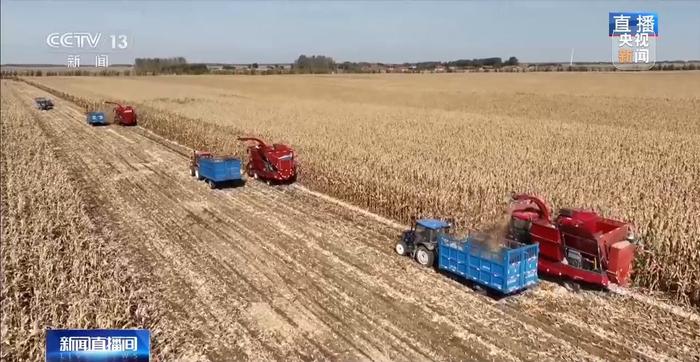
[473,204,516,254]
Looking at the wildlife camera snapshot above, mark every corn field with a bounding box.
[0,81,180,361]
[23,73,700,308]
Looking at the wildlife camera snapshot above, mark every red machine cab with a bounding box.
[238,137,297,183]
[105,101,137,126]
[508,194,637,287]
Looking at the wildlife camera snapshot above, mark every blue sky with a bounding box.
[1,1,698,64]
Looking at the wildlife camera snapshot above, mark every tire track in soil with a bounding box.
[90,127,425,360]
[14,81,700,362]
[10,85,227,360]
[55,127,295,358]
[19,87,257,361]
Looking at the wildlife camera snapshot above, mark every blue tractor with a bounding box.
[86,112,108,126]
[34,97,54,111]
[396,219,451,266]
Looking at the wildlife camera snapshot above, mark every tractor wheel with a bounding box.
[395,241,408,256]
[208,180,216,189]
[415,246,435,267]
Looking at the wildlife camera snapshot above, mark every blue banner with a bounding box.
[46,329,150,362]
[609,12,659,36]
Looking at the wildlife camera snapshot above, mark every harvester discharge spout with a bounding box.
[511,193,552,223]
[104,101,124,108]
[237,137,268,148]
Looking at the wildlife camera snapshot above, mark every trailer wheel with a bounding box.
[208,180,216,189]
[395,241,408,256]
[416,246,435,267]
[190,168,195,177]
[195,169,202,180]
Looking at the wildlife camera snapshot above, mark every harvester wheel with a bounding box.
[395,241,408,256]
[245,162,254,177]
[563,281,581,293]
[415,246,435,267]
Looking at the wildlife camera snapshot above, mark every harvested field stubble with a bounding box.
[0,80,175,361]
[24,74,700,308]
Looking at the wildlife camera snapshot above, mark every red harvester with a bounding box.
[105,101,137,126]
[238,137,297,183]
[508,193,637,288]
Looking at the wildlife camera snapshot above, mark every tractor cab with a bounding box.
[35,97,54,110]
[190,150,213,167]
[396,218,452,266]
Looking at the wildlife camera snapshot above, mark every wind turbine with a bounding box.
[570,48,575,67]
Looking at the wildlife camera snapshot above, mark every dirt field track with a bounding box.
[6,80,700,361]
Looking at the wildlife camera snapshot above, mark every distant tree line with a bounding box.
[528,62,699,72]
[651,62,698,71]
[292,55,336,74]
[333,56,521,73]
[447,57,519,68]
[134,57,209,75]
[337,62,370,72]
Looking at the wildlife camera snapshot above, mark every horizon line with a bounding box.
[3,59,700,67]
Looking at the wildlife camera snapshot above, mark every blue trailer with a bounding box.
[87,112,108,126]
[190,151,243,189]
[395,219,539,294]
